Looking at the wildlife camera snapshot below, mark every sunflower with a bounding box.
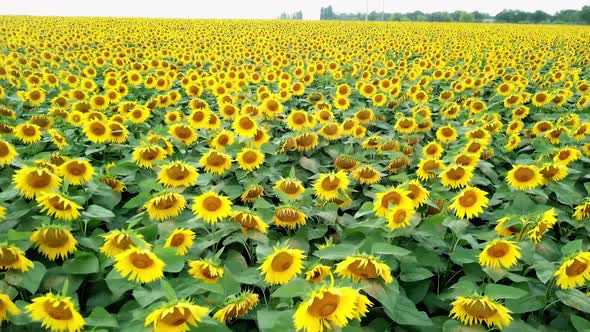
[351,165,381,185]
[236,148,265,172]
[0,294,20,323]
[532,91,550,107]
[199,149,232,175]
[100,177,126,192]
[313,171,349,200]
[0,140,18,166]
[213,291,259,324]
[374,187,414,217]
[333,155,358,172]
[158,161,199,188]
[274,178,305,199]
[144,192,186,221]
[416,158,445,181]
[232,115,258,138]
[164,228,195,255]
[132,145,167,168]
[188,259,224,283]
[553,147,581,165]
[528,208,558,243]
[305,264,332,284]
[335,255,393,283]
[168,123,198,145]
[506,165,542,191]
[539,163,568,184]
[241,184,264,203]
[294,132,319,152]
[439,165,474,188]
[394,117,417,134]
[31,225,77,261]
[573,201,590,221]
[145,300,209,332]
[12,166,61,199]
[192,191,232,224]
[82,120,109,143]
[450,296,512,330]
[494,217,521,237]
[479,240,521,269]
[0,205,5,221]
[114,247,165,283]
[422,141,444,159]
[386,206,414,230]
[100,230,151,258]
[449,186,489,219]
[164,110,183,124]
[26,293,85,332]
[261,96,283,117]
[293,286,372,332]
[13,123,42,144]
[287,110,309,131]
[454,153,480,168]
[0,245,34,272]
[107,121,128,144]
[37,193,82,221]
[405,180,430,207]
[232,210,269,234]
[60,159,95,185]
[126,106,150,124]
[259,246,306,285]
[554,252,590,289]
[273,206,307,229]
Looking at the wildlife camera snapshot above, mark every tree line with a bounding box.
[319,5,590,24]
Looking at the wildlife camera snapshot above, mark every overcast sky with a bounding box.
[1,0,587,20]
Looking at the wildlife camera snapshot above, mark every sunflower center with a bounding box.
[446,168,465,180]
[174,126,192,139]
[335,157,356,170]
[271,252,293,272]
[90,123,106,135]
[323,124,338,135]
[242,151,258,164]
[244,187,263,199]
[399,119,413,128]
[109,124,124,137]
[392,210,407,224]
[0,142,9,157]
[130,252,154,269]
[114,235,133,250]
[266,100,279,112]
[169,234,185,247]
[67,162,86,176]
[203,196,222,212]
[456,155,473,166]
[423,160,439,171]
[26,170,52,188]
[558,150,571,160]
[458,190,478,207]
[161,307,191,326]
[239,117,254,130]
[280,181,300,194]
[292,113,306,125]
[342,120,355,130]
[207,152,226,167]
[0,248,18,265]
[566,259,588,277]
[467,142,482,153]
[540,166,559,178]
[22,125,37,137]
[308,292,340,317]
[348,260,378,278]
[463,301,497,319]
[359,167,376,178]
[166,165,190,180]
[276,208,299,222]
[381,191,402,208]
[43,301,73,320]
[42,229,70,248]
[514,168,534,182]
[141,148,160,161]
[486,242,509,258]
[426,145,439,155]
[357,110,370,120]
[321,176,341,191]
[296,133,315,146]
[154,195,178,210]
[48,196,70,211]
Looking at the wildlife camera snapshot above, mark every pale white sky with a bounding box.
[1,0,587,20]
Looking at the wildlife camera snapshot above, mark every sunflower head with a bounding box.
[164,228,195,255]
[12,166,62,199]
[199,149,232,175]
[554,252,590,289]
[313,171,350,201]
[213,291,259,324]
[31,225,77,261]
[335,254,393,283]
[506,165,543,191]
[450,295,512,330]
[188,259,225,283]
[100,230,150,258]
[273,206,307,229]
[0,294,20,323]
[304,264,332,284]
[0,245,34,272]
[145,300,209,331]
[259,246,306,285]
[37,193,82,221]
[232,210,269,234]
[449,186,489,219]
[114,247,165,284]
[274,178,305,199]
[144,192,187,221]
[241,184,264,203]
[26,293,86,332]
[192,191,232,224]
[158,161,199,188]
[479,239,521,269]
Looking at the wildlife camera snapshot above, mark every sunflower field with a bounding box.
[1,15,590,332]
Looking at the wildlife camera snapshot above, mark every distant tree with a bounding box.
[554,9,580,23]
[459,11,475,22]
[368,11,379,21]
[581,5,590,24]
[531,10,550,23]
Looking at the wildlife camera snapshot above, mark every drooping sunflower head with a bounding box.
[164,228,195,255]
[114,247,165,284]
[313,171,350,201]
[199,149,232,175]
[144,192,187,221]
[333,155,358,172]
[506,165,542,191]
[273,206,307,229]
[241,184,264,203]
[416,158,445,181]
[374,187,413,217]
[192,191,232,224]
[26,293,86,332]
[479,239,521,269]
[0,294,20,323]
[528,208,558,243]
[188,259,225,284]
[294,132,319,152]
[158,161,199,188]
[31,225,77,261]
[450,295,512,330]
[60,159,95,185]
[213,291,259,324]
[0,140,18,167]
[494,216,521,237]
[232,210,269,234]
[335,254,393,283]
[449,186,489,219]
[304,264,332,284]
[258,246,306,285]
[36,193,82,221]
[145,300,209,332]
[12,166,61,199]
[274,178,305,199]
[0,245,34,272]
[351,165,382,185]
[554,252,590,289]
[132,145,168,169]
[100,230,150,258]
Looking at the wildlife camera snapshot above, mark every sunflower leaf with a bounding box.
[556,289,590,314]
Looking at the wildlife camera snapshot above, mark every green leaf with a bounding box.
[556,289,590,314]
[86,307,119,328]
[314,244,358,259]
[561,240,583,256]
[123,192,151,209]
[450,247,478,265]
[160,279,177,301]
[257,307,296,332]
[152,247,185,273]
[485,284,528,299]
[133,286,165,307]
[399,265,433,282]
[82,205,116,219]
[366,282,433,326]
[271,279,311,298]
[61,253,99,274]
[571,314,590,332]
[20,261,46,294]
[105,269,134,296]
[371,243,410,256]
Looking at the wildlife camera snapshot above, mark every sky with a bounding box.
[1,0,588,20]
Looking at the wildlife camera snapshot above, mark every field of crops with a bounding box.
[1,16,590,332]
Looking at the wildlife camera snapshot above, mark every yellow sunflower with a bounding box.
[293,286,372,332]
[274,178,305,199]
[236,148,265,171]
[374,187,414,217]
[60,159,95,185]
[554,252,590,289]
[132,145,167,169]
[273,206,307,229]
[31,225,77,261]
[450,296,512,330]
[0,294,20,323]
[553,147,581,165]
[158,161,199,188]
[313,171,349,200]
[0,205,5,221]
[449,186,489,219]
[0,140,18,166]
[506,165,543,191]
[144,192,187,221]
[258,246,306,285]
[37,193,82,221]
[26,293,85,332]
[305,264,332,284]
[386,206,415,230]
[539,163,568,184]
[114,247,165,283]
[107,121,128,144]
[241,184,264,203]
[404,180,430,207]
[164,228,195,255]
[232,115,258,138]
[12,166,61,199]
[528,208,558,243]
[0,245,34,272]
[439,165,474,188]
[416,158,445,181]
[573,201,590,221]
[192,191,232,224]
[168,123,198,145]
[145,300,209,332]
[100,229,150,258]
[199,149,232,175]
[213,291,260,324]
[188,259,224,283]
[335,254,393,283]
[351,165,382,185]
[232,210,269,234]
[287,110,309,131]
[83,119,110,143]
[13,123,42,144]
[479,240,521,269]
